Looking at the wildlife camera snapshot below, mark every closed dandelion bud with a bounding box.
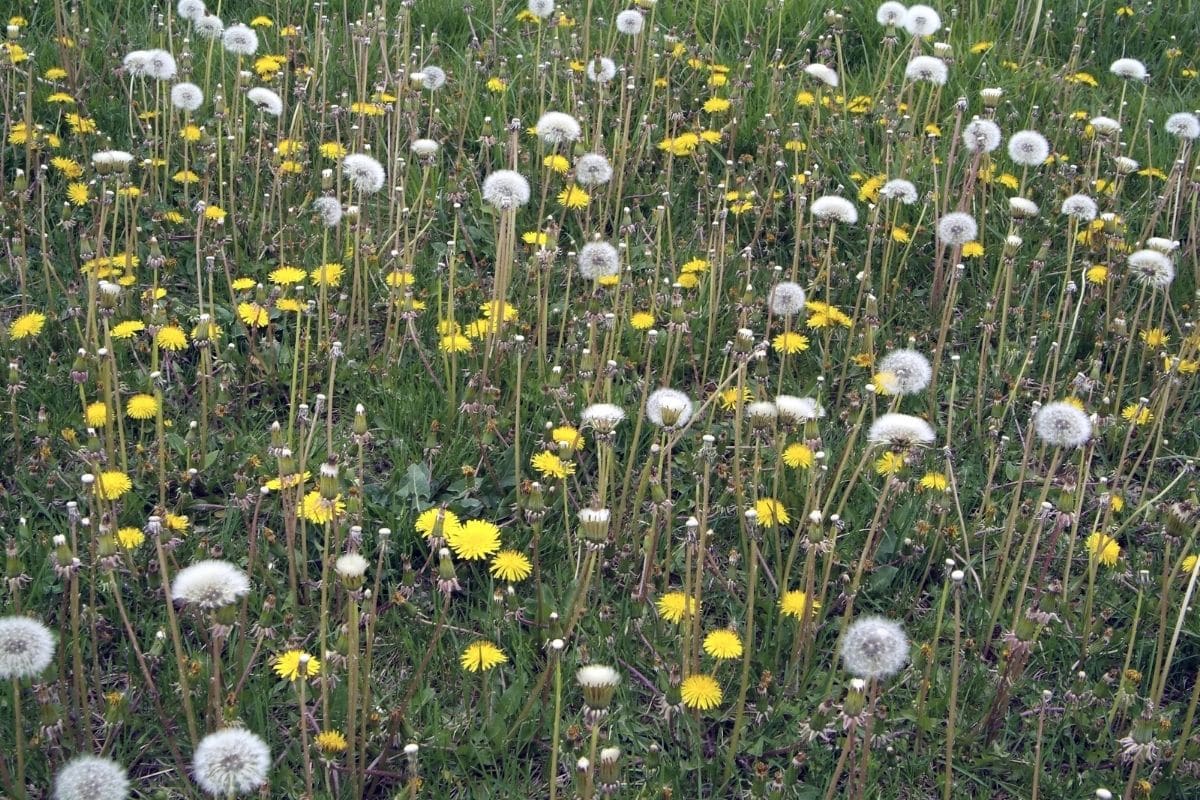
[547,365,562,388]
[5,540,21,581]
[192,314,211,343]
[436,548,459,587]
[670,305,686,326]
[645,743,661,770]
[598,747,621,790]
[1112,315,1127,337]
[843,678,867,716]
[353,404,368,436]
[97,528,118,558]
[321,168,334,189]
[319,459,339,499]
[1004,234,1023,254]
[735,327,755,352]
[579,507,611,546]
[980,87,1003,107]
[577,664,621,715]
[866,294,878,317]
[650,479,666,504]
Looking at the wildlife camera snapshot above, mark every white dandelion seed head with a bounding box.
[1114,156,1140,174]
[615,9,645,35]
[123,50,151,76]
[877,349,933,396]
[144,49,178,81]
[92,150,135,169]
[1145,237,1179,254]
[0,616,56,679]
[312,196,342,227]
[342,153,386,194]
[936,212,978,246]
[335,553,369,579]
[1009,196,1040,218]
[880,179,918,204]
[54,756,130,800]
[171,82,204,112]
[867,413,936,447]
[194,15,224,39]
[482,170,531,210]
[1034,402,1092,448]
[578,508,611,525]
[962,118,1002,153]
[1060,194,1098,222]
[246,87,282,116]
[804,63,839,88]
[875,1,908,26]
[903,4,941,36]
[1127,249,1175,289]
[586,57,618,84]
[172,559,251,609]
[768,281,807,316]
[574,153,613,186]
[904,55,948,86]
[646,388,694,428]
[410,138,439,157]
[527,0,556,19]
[576,664,621,687]
[581,403,626,432]
[577,241,621,280]
[1165,112,1200,140]
[810,195,858,224]
[1109,57,1147,81]
[222,23,259,56]
[177,0,206,23]
[193,728,271,798]
[535,111,583,145]
[1008,130,1051,166]
[420,65,447,90]
[841,616,910,680]
[747,401,778,422]
[1089,116,1121,136]
[775,395,825,423]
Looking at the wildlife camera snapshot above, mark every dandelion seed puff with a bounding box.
[903,3,941,36]
[1009,196,1039,218]
[1061,194,1098,222]
[177,0,206,22]
[646,388,694,428]
[193,728,271,797]
[775,395,825,423]
[1034,402,1092,448]
[172,559,251,609]
[586,57,617,84]
[962,118,1001,153]
[247,87,282,116]
[768,281,807,316]
[144,49,178,81]
[615,9,644,35]
[877,349,933,396]
[804,63,839,88]
[54,756,130,800]
[195,14,224,39]
[841,616,910,680]
[1165,112,1200,140]
[222,23,258,56]
[904,55,948,85]
[420,65,447,90]
[936,212,977,246]
[0,616,56,679]
[1109,57,1147,81]
[482,170,531,210]
[1127,249,1175,289]
[810,195,858,224]
[92,150,135,170]
[867,413,936,447]
[1089,116,1121,136]
[312,197,342,227]
[123,50,151,77]
[171,82,204,112]
[574,153,613,187]
[876,1,908,26]
[410,138,439,157]
[342,153,386,194]
[528,0,556,19]
[880,179,918,204]
[581,403,626,433]
[577,242,621,280]
[535,111,582,145]
[1008,130,1051,166]
[335,553,368,579]
[1145,237,1179,254]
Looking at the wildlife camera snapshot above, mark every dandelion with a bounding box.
[415,507,462,539]
[86,402,109,427]
[156,325,189,350]
[195,15,224,39]
[335,553,368,581]
[482,170,531,210]
[905,55,948,85]
[144,49,177,81]
[903,4,941,36]
[411,138,439,158]
[876,349,933,396]
[193,728,271,797]
[126,393,158,420]
[172,560,251,609]
[528,0,555,18]
[1034,401,1092,448]
[342,153,385,193]
[557,185,590,209]
[811,195,858,224]
[577,664,621,711]
[177,0,206,22]
[782,443,815,468]
[919,472,950,491]
[531,450,574,479]
[95,470,133,500]
[460,640,507,672]
[447,519,502,560]
[1008,130,1051,166]
[773,332,810,354]
[768,281,807,316]
[247,87,282,116]
[1121,404,1153,426]
[867,413,936,447]
[936,212,978,246]
[962,118,1002,153]
[1086,532,1121,566]
[880,179,919,204]
[53,756,130,800]
[535,111,582,145]
[586,58,617,84]
[577,241,620,280]
[315,731,347,755]
[1061,194,1098,222]
[1009,197,1040,218]
[222,23,259,56]
[9,311,46,340]
[1127,249,1175,289]
[490,550,533,582]
[615,9,644,35]
[116,528,144,549]
[841,616,910,679]
[703,629,743,659]
[171,82,204,111]
[311,197,342,227]
[0,616,56,679]
[876,451,906,476]
[1109,58,1147,81]
[755,498,790,526]
[680,674,723,710]
[573,153,613,186]
[1165,112,1200,140]
[646,388,693,428]
[876,2,908,26]
[656,591,698,623]
[419,65,447,90]
[804,63,839,88]
[779,590,819,618]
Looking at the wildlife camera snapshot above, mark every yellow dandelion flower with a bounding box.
[110,320,145,339]
[1180,555,1197,577]
[680,674,722,710]
[962,241,985,258]
[1140,328,1169,348]
[310,263,344,287]
[557,185,590,209]
[531,450,574,480]
[300,491,345,524]
[320,142,348,159]
[876,452,906,476]
[447,519,502,561]
[126,393,158,420]
[755,498,789,526]
[1086,532,1120,567]
[1086,265,1108,284]
[316,731,347,754]
[65,112,97,134]
[461,641,507,672]
[486,77,508,92]
[919,472,949,492]
[543,154,570,174]
[238,302,270,327]
[970,41,994,54]
[702,629,743,660]
[772,331,810,354]
[490,550,533,582]
[95,470,133,500]
[718,386,753,410]
[273,650,321,681]
[51,157,84,178]
[656,591,698,623]
[523,231,549,247]
[630,311,655,330]
[1121,404,1153,426]
[9,311,47,340]
[439,334,472,353]
[155,326,188,351]
[269,266,307,286]
[85,402,108,427]
[116,527,145,549]
[415,507,461,539]
[203,205,227,222]
[782,443,814,469]
[779,589,819,619]
[165,513,189,532]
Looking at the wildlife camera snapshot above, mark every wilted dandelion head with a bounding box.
[535,111,582,145]
[646,388,694,428]
[575,153,613,187]
[1126,249,1175,289]
[903,4,941,36]
[1034,402,1092,448]
[222,23,259,56]
[195,14,224,39]
[193,728,271,797]
[810,195,858,225]
[342,153,385,194]
[1007,130,1051,166]
[936,212,978,246]
[172,559,251,609]
[312,196,342,227]
[577,241,620,280]
[1090,116,1121,136]
[177,0,206,22]
[144,49,177,81]
[0,615,56,679]
[54,756,130,800]
[577,663,621,711]
[962,118,1002,153]
[527,0,555,18]
[410,138,439,158]
[1060,194,1098,222]
[904,55,948,85]
[171,82,204,112]
[804,63,839,88]
[867,413,936,448]
[420,65,447,90]
[875,1,908,26]
[1109,57,1147,81]
[1145,237,1179,254]
[586,57,618,84]
[92,150,135,171]
[775,395,824,424]
[880,179,918,204]
[247,87,282,116]
[768,281,807,316]
[581,403,626,434]
[1009,196,1040,219]
[482,170,531,210]
[841,616,910,680]
[615,9,645,35]
[877,349,933,396]
[1165,112,1200,140]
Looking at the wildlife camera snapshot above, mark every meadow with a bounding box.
[1,0,1200,797]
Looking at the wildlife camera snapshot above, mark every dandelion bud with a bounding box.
[1096,791,1113,800]
[578,508,611,546]
[980,87,1003,107]
[1004,234,1023,254]
[843,678,867,716]
[319,458,340,499]
[353,404,368,436]
[436,548,460,595]
[598,747,621,790]
[577,664,621,716]
[335,553,369,588]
